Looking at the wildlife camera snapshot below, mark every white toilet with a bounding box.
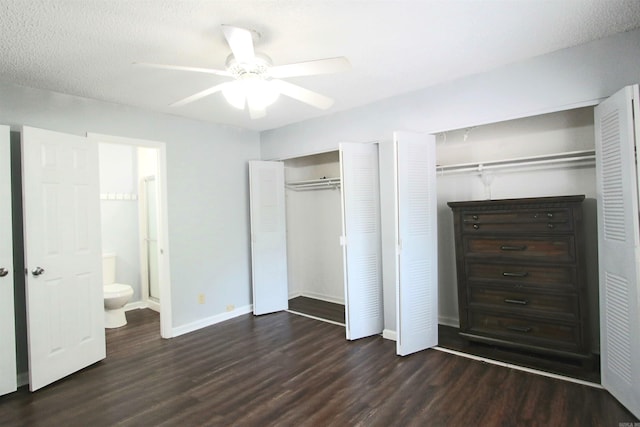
[102,253,134,328]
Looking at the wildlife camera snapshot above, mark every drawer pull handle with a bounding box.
[507,326,532,333]
[502,271,529,277]
[547,223,555,229]
[500,245,527,251]
[472,215,479,220]
[547,212,554,218]
[473,224,479,230]
[504,298,529,305]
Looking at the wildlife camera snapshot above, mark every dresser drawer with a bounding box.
[462,209,573,233]
[463,236,575,262]
[467,311,579,351]
[466,262,576,291]
[468,286,578,320]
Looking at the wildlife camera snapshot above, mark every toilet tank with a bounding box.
[102,253,116,285]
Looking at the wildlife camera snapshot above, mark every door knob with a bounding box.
[0,268,8,277]
[31,267,45,277]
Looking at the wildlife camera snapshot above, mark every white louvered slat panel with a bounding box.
[258,168,278,232]
[595,85,640,419]
[350,154,377,234]
[404,260,433,335]
[600,110,626,242]
[340,143,383,340]
[604,272,632,383]
[395,132,438,356]
[407,148,430,236]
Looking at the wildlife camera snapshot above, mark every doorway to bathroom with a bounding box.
[91,133,172,338]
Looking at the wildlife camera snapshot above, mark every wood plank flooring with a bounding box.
[290,297,599,383]
[0,309,636,426]
[288,296,345,324]
[438,325,601,383]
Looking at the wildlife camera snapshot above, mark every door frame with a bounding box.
[140,174,160,311]
[87,133,173,339]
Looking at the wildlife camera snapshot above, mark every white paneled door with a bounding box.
[249,161,288,315]
[0,125,17,396]
[22,126,105,391]
[340,143,383,340]
[595,85,640,419]
[394,131,438,356]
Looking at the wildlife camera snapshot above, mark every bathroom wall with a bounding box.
[98,143,142,302]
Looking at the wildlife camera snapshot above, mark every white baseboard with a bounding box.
[146,299,160,313]
[382,329,397,341]
[124,300,148,311]
[438,316,460,328]
[171,304,253,338]
[299,291,344,305]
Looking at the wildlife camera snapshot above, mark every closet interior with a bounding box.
[283,151,345,324]
[434,106,600,381]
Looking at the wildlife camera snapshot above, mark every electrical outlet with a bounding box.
[226,304,235,312]
[198,294,205,304]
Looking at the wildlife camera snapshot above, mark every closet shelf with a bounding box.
[437,149,596,175]
[286,177,341,191]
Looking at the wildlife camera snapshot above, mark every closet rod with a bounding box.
[286,177,341,191]
[437,149,595,175]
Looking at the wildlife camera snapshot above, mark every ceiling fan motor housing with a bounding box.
[226,52,273,80]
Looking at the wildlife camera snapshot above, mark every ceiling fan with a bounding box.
[135,25,351,119]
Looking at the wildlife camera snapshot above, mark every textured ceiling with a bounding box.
[1,1,639,132]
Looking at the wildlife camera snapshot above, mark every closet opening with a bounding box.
[282,151,346,325]
[250,142,383,340]
[432,106,600,383]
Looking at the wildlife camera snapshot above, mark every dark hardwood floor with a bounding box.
[288,296,345,324]
[289,297,599,383]
[0,309,636,426]
[437,325,601,383]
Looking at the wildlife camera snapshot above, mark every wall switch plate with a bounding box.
[198,294,205,304]
[226,304,234,312]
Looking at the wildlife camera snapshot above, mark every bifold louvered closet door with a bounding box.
[595,84,640,419]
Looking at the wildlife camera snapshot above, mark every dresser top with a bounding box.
[447,195,585,209]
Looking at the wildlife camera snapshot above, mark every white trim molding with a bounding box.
[382,329,397,341]
[171,305,253,338]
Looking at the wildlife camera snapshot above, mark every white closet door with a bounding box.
[22,126,105,391]
[595,85,640,419]
[394,131,438,356]
[249,161,288,315]
[340,142,383,340]
[0,125,17,396]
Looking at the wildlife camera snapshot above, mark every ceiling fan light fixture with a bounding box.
[222,81,246,109]
[222,74,280,111]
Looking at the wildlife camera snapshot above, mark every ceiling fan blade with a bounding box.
[269,57,351,78]
[133,62,231,77]
[221,25,255,64]
[170,82,231,107]
[271,80,334,110]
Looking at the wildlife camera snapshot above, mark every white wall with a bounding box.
[1,81,260,331]
[260,28,640,338]
[99,143,142,302]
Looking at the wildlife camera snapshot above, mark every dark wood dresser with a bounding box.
[448,195,592,367]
